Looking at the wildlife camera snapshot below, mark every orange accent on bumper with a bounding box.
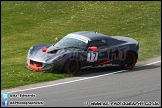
[30,60,42,71]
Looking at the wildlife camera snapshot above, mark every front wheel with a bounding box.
[121,51,137,70]
[63,59,79,74]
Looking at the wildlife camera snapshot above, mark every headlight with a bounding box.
[27,46,34,57]
[46,54,65,62]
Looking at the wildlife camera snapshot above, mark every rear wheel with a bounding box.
[121,51,137,70]
[63,59,79,74]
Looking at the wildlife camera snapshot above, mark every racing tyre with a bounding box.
[121,51,137,70]
[63,59,79,74]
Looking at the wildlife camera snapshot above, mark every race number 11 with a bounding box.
[87,52,98,62]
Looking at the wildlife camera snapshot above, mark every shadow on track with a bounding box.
[73,63,161,77]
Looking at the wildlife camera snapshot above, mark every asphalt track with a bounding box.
[1,61,161,107]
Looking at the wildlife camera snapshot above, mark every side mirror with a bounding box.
[88,46,98,51]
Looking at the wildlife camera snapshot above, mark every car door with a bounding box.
[85,39,110,67]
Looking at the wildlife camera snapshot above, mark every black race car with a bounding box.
[27,31,139,74]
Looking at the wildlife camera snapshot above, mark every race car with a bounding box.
[27,31,139,74]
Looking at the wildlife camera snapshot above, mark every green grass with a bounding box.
[1,1,161,89]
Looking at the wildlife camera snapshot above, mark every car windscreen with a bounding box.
[54,37,87,49]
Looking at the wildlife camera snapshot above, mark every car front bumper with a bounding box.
[27,58,64,73]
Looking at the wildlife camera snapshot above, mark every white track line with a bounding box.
[134,60,161,68]
[4,70,128,93]
[142,60,161,66]
[1,60,161,93]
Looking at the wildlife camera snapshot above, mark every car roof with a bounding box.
[71,31,111,41]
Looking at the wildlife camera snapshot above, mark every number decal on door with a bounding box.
[87,52,98,62]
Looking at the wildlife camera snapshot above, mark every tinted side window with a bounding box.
[88,39,109,48]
